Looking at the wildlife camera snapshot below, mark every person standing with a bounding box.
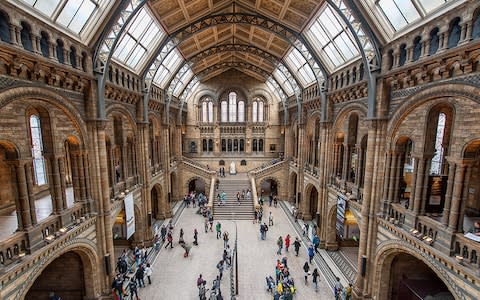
[236,192,241,205]
[216,221,222,239]
[308,244,315,263]
[129,278,139,300]
[216,259,225,280]
[209,214,214,231]
[135,264,145,288]
[223,231,229,248]
[312,268,319,291]
[194,228,198,245]
[276,236,283,255]
[293,237,301,256]
[334,277,343,300]
[268,212,274,226]
[204,218,209,233]
[285,234,291,252]
[145,263,153,285]
[345,283,353,300]
[303,262,310,284]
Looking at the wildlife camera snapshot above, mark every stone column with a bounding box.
[25,163,37,225]
[297,122,309,219]
[441,161,456,226]
[421,33,430,58]
[387,152,398,202]
[420,159,432,215]
[14,161,32,229]
[382,151,392,202]
[437,26,449,52]
[448,163,466,231]
[32,34,41,54]
[457,165,471,232]
[10,24,21,46]
[78,153,87,201]
[71,152,81,202]
[413,156,426,214]
[392,152,403,203]
[408,158,418,211]
[58,157,68,209]
[51,155,64,212]
[82,151,93,213]
[459,19,472,44]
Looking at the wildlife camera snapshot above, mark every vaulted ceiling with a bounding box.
[149,0,321,82]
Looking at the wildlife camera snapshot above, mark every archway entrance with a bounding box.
[289,172,297,205]
[25,252,86,299]
[188,178,206,194]
[379,252,454,300]
[151,184,162,220]
[307,185,318,221]
[260,178,278,202]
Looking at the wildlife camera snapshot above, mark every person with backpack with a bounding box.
[129,278,139,300]
[345,282,353,299]
[312,268,319,292]
[164,232,174,249]
[308,244,315,263]
[160,225,167,242]
[223,231,229,248]
[312,234,320,253]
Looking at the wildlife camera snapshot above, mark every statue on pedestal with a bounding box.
[230,161,236,175]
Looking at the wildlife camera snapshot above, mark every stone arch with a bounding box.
[19,240,99,300]
[151,183,163,220]
[333,103,368,130]
[387,83,480,135]
[374,241,464,300]
[259,176,280,197]
[187,176,207,195]
[0,86,88,148]
[133,203,144,243]
[325,204,339,250]
[303,183,319,221]
[192,89,216,106]
[105,104,138,133]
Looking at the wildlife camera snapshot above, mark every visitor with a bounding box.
[204,218,209,233]
[345,283,353,300]
[293,237,301,256]
[165,232,173,249]
[313,234,320,253]
[303,261,310,284]
[49,292,62,300]
[308,244,315,263]
[285,234,290,252]
[273,196,278,207]
[160,225,167,242]
[216,222,222,239]
[276,236,283,255]
[334,277,343,300]
[269,212,274,226]
[223,231,229,248]
[145,263,152,285]
[312,268,319,292]
[194,228,198,245]
[216,259,225,280]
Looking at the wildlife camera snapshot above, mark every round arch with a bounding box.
[288,171,298,204]
[259,177,280,197]
[373,241,463,300]
[105,103,139,133]
[303,183,319,221]
[151,183,163,220]
[187,176,207,195]
[19,240,99,300]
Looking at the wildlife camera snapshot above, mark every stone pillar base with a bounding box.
[325,241,339,251]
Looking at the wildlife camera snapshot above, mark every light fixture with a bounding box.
[59,227,67,234]
[45,235,55,243]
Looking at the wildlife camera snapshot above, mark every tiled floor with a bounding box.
[138,203,334,299]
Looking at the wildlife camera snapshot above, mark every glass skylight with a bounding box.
[173,69,194,97]
[153,49,184,88]
[376,0,450,31]
[304,4,359,70]
[284,48,316,87]
[18,0,113,38]
[112,7,164,71]
[273,69,295,97]
[266,77,286,103]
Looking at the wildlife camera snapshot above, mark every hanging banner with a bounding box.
[125,193,135,239]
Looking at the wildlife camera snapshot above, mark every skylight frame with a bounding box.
[112,6,165,72]
[173,69,194,97]
[272,69,295,97]
[304,3,360,72]
[284,48,316,87]
[12,0,114,44]
[153,49,184,89]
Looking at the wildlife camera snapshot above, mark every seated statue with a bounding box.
[230,161,236,175]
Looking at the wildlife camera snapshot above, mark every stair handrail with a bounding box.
[248,174,260,209]
[208,175,216,211]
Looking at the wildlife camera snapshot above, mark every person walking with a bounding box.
[128,278,139,300]
[204,218,209,233]
[145,263,152,285]
[194,228,198,245]
[179,228,184,240]
[223,231,229,248]
[312,268,319,292]
[209,214,214,231]
[303,223,309,236]
[293,237,301,256]
[216,221,222,239]
[164,232,174,249]
[308,244,315,263]
[276,236,283,255]
[268,212,274,226]
[285,234,291,252]
[334,277,343,300]
[303,262,310,284]
[313,234,320,253]
[345,283,353,300]
[253,209,258,224]
[160,225,167,242]
[135,264,145,288]
[236,192,241,205]
[273,196,278,207]
[216,259,225,280]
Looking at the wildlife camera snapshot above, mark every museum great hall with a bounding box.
[0,0,479,299]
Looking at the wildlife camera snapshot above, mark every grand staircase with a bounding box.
[213,173,254,220]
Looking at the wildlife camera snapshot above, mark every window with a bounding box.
[56,39,65,63]
[40,32,49,57]
[20,22,33,52]
[173,69,194,97]
[272,69,295,97]
[429,28,440,55]
[399,44,407,66]
[375,0,450,32]
[70,46,77,68]
[229,92,237,122]
[253,139,257,152]
[202,139,207,152]
[412,36,422,61]
[473,11,480,40]
[430,113,446,175]
[284,48,316,86]
[304,4,359,70]
[221,101,228,122]
[252,99,264,123]
[0,11,11,43]
[201,99,214,123]
[29,115,47,185]
[238,101,245,122]
[447,17,461,48]
[113,7,164,71]
[153,49,183,88]
[259,139,264,152]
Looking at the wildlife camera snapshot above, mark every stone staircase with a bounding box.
[326,249,357,283]
[213,173,254,220]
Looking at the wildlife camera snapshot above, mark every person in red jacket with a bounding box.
[285,234,291,252]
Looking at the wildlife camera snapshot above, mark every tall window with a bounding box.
[252,99,265,123]
[238,101,245,122]
[229,92,237,122]
[29,115,47,185]
[430,113,446,175]
[202,99,214,123]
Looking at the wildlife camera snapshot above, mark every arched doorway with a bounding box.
[25,252,88,299]
[260,178,278,197]
[377,251,455,300]
[304,184,318,221]
[289,172,297,204]
[170,172,177,202]
[188,177,206,194]
[150,184,162,220]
